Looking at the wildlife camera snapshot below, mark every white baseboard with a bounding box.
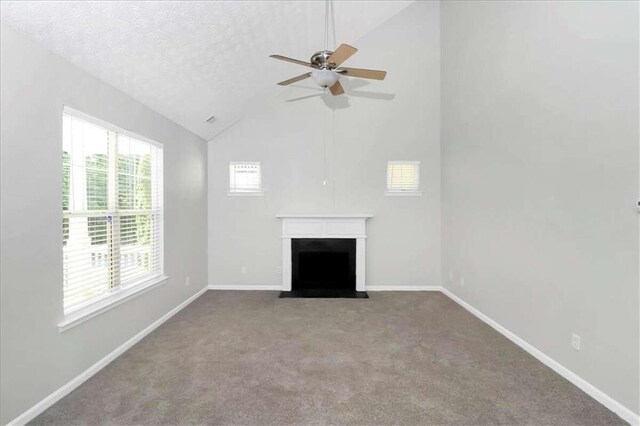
[440,287,640,426]
[366,285,441,291]
[207,285,442,292]
[8,286,208,426]
[208,284,281,291]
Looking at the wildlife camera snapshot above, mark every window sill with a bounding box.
[58,275,168,333]
[227,191,264,196]
[385,191,423,196]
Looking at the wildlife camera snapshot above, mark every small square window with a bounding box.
[229,161,263,195]
[386,161,422,196]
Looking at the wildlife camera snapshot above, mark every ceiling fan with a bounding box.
[270,45,387,96]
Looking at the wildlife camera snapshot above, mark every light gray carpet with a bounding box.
[32,291,623,425]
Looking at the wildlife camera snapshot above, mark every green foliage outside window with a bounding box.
[63,151,153,247]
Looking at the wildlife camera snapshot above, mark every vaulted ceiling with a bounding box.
[0,1,413,140]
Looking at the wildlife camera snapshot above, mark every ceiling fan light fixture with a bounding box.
[311,69,339,88]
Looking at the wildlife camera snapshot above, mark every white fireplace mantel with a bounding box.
[276,214,372,292]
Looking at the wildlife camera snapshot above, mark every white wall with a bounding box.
[0,24,208,424]
[207,1,441,289]
[441,0,639,416]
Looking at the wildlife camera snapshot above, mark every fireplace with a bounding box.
[289,238,356,297]
[277,214,371,298]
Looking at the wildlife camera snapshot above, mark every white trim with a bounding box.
[366,285,441,291]
[384,191,423,197]
[9,286,207,426]
[282,238,292,292]
[63,105,163,148]
[440,287,640,426]
[356,239,366,292]
[58,275,168,333]
[208,284,281,291]
[207,285,437,292]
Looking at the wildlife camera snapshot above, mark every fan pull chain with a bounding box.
[331,108,336,207]
[322,102,327,187]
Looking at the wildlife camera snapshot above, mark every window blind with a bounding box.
[62,110,163,313]
[386,161,420,193]
[229,162,262,193]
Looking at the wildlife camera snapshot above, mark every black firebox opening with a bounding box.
[280,238,368,298]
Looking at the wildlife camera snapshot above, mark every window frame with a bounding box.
[59,106,167,332]
[385,160,423,196]
[228,161,264,196]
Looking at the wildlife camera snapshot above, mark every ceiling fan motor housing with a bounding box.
[311,50,336,69]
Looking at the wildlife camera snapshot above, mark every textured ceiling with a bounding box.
[0,1,413,141]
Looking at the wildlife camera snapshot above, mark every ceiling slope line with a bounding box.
[207,116,245,143]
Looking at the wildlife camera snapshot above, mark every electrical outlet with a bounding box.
[460,277,465,287]
[448,271,454,281]
[241,266,248,274]
[185,276,191,287]
[571,333,581,351]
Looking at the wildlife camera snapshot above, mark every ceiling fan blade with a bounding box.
[329,81,345,96]
[337,67,387,80]
[270,54,315,68]
[277,72,312,86]
[327,44,358,66]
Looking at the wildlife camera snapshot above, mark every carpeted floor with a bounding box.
[32,291,623,425]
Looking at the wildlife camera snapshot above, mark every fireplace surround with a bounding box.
[276,214,372,298]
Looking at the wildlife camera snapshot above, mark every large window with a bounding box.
[62,108,164,316]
